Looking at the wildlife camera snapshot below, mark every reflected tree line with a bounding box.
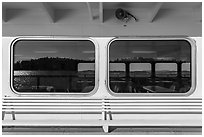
[14,56,188,71]
[14,57,94,71]
[13,57,95,93]
[110,57,187,63]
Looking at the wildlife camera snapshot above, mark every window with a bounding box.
[130,63,151,77]
[12,40,95,94]
[182,63,190,77]
[109,63,125,77]
[155,63,177,77]
[109,39,192,94]
[109,63,126,93]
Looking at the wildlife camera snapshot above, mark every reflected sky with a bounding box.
[78,63,95,71]
[156,63,177,71]
[109,40,191,71]
[14,40,95,63]
[110,63,125,71]
[182,63,190,71]
[130,63,151,71]
[110,63,189,71]
[109,40,191,62]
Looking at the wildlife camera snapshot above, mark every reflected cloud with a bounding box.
[15,54,23,57]
[88,57,95,60]
[17,56,35,61]
[83,51,95,54]
[34,51,58,54]
[132,51,156,54]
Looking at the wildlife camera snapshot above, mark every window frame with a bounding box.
[10,37,99,96]
[107,37,196,96]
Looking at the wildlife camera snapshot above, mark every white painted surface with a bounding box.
[2,37,202,98]
[2,2,202,36]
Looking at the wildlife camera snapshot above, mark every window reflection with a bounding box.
[13,40,95,93]
[182,63,190,77]
[130,63,151,77]
[109,63,126,93]
[109,40,191,94]
[156,63,177,77]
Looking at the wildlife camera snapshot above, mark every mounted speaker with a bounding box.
[115,8,128,20]
[115,8,137,22]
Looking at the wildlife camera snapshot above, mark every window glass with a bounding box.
[182,63,190,77]
[180,63,191,92]
[109,40,191,94]
[109,63,126,93]
[109,63,125,77]
[13,40,95,93]
[156,63,177,77]
[130,63,151,77]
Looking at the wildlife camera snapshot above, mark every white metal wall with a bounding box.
[2,4,202,37]
[2,22,202,37]
[2,37,202,98]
